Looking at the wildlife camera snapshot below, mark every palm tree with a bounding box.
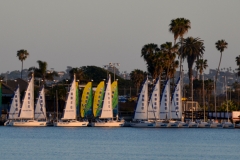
[169,18,191,76]
[180,37,205,94]
[215,39,228,83]
[236,55,240,67]
[17,49,29,79]
[195,59,208,121]
[130,69,147,95]
[29,60,58,84]
[160,42,179,79]
[69,67,85,82]
[141,43,160,79]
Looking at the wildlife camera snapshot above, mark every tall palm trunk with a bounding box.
[216,52,222,84]
[21,61,23,79]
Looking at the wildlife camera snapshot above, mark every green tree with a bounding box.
[69,67,85,82]
[160,42,179,78]
[29,60,58,84]
[17,49,29,79]
[180,37,205,94]
[215,39,228,83]
[141,43,160,79]
[130,69,147,95]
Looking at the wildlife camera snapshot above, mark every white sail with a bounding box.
[148,78,160,120]
[8,85,21,119]
[171,77,182,119]
[99,76,113,119]
[62,75,76,120]
[34,86,46,120]
[160,79,170,120]
[133,78,148,120]
[19,75,34,119]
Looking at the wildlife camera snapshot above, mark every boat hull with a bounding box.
[178,122,189,128]
[54,121,88,127]
[130,121,155,128]
[210,122,223,128]
[155,122,168,128]
[13,120,47,127]
[167,122,179,128]
[91,121,124,127]
[189,122,198,128]
[198,122,211,128]
[222,122,235,129]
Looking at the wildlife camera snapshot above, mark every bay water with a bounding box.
[0,127,239,160]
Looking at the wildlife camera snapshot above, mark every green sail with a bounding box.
[111,81,118,117]
[76,82,79,117]
[80,82,93,118]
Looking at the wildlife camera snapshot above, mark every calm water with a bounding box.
[0,127,240,160]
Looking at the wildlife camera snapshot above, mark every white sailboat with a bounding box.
[91,75,124,127]
[4,85,21,126]
[54,75,88,127]
[148,77,160,121]
[13,75,47,127]
[156,79,170,128]
[169,77,187,128]
[130,77,155,128]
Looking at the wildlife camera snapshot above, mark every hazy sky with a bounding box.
[1,1,240,75]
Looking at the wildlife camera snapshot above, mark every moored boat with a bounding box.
[91,75,124,127]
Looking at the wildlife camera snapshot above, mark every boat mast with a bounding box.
[56,90,58,122]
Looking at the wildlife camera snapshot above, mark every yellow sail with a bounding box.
[93,81,105,117]
[80,82,92,118]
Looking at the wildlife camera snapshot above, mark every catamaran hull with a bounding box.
[198,122,211,128]
[222,122,235,129]
[54,121,88,127]
[91,121,124,127]
[13,121,47,127]
[167,122,179,128]
[189,122,199,128]
[210,122,223,128]
[130,122,156,128]
[155,122,168,128]
[178,122,189,128]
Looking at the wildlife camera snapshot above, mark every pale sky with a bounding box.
[0,0,240,75]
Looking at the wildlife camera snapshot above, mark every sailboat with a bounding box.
[169,77,187,128]
[34,86,47,123]
[54,75,88,127]
[130,77,155,128]
[4,85,21,126]
[12,75,47,126]
[80,81,93,119]
[91,75,124,127]
[156,79,170,128]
